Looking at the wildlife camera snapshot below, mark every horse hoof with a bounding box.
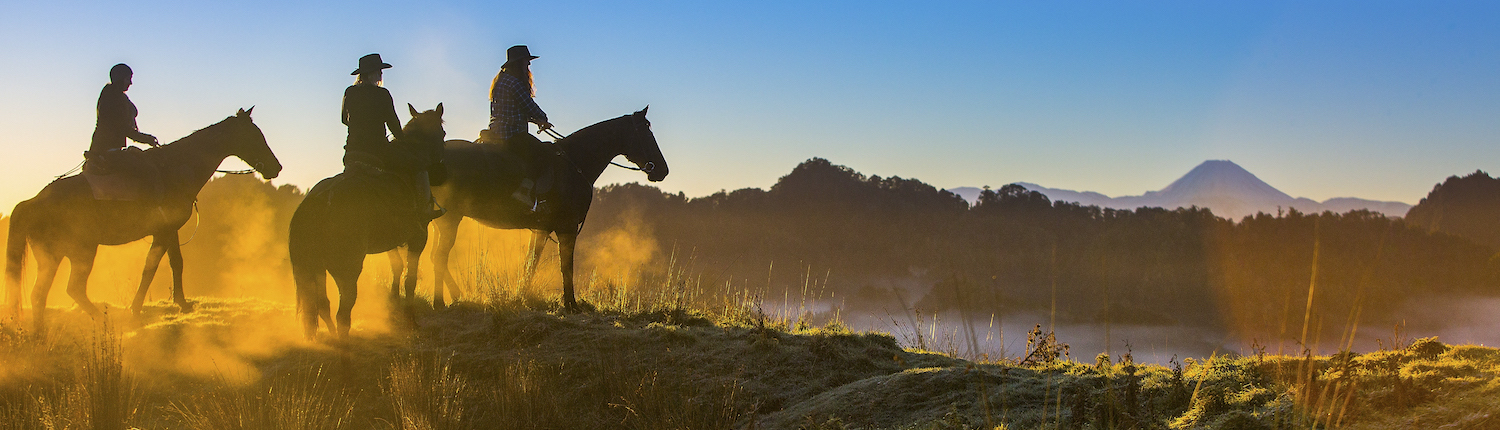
[177,301,195,314]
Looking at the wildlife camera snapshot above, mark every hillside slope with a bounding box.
[6,297,1500,429]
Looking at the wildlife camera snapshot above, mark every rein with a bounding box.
[55,160,85,179]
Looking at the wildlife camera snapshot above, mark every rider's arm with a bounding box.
[116,93,157,147]
[382,88,404,141]
[518,85,549,129]
[341,87,352,126]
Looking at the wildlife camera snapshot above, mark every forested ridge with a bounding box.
[588,158,1500,340]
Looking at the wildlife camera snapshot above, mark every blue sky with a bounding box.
[2,1,1497,211]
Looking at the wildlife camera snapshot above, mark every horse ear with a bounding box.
[236,108,246,116]
[638,105,649,116]
[245,106,254,116]
[435,103,443,116]
[408,103,419,117]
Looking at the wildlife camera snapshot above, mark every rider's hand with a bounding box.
[537,121,554,132]
[140,133,159,147]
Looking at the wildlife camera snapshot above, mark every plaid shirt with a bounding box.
[489,72,547,139]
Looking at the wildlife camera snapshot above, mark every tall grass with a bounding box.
[0,319,146,430]
[385,353,473,430]
[168,365,356,430]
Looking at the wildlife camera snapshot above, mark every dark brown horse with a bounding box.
[430,107,667,311]
[289,104,445,339]
[5,109,281,334]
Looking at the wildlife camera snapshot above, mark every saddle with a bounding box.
[331,159,426,230]
[81,147,163,202]
[476,129,559,212]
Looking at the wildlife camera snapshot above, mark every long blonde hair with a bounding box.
[354,70,383,86]
[490,63,534,99]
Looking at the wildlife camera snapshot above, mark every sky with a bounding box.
[1,1,1498,212]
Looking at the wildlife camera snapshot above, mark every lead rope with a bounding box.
[178,200,201,246]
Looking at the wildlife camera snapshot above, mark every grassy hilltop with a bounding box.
[4,273,1500,430]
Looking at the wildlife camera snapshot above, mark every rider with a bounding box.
[341,53,441,219]
[484,45,556,213]
[85,63,162,201]
[90,63,159,156]
[342,53,403,168]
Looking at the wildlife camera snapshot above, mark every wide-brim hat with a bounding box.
[505,45,539,65]
[352,53,393,75]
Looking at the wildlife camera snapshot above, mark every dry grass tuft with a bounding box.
[169,364,355,430]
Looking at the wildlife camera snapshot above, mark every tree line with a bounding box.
[586,158,1500,342]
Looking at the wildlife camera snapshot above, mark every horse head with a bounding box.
[622,106,668,182]
[402,103,447,165]
[229,107,282,179]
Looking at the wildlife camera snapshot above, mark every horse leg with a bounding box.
[558,232,578,312]
[387,248,404,301]
[328,259,362,340]
[432,214,462,305]
[64,246,102,319]
[130,236,169,316]
[29,250,61,336]
[162,231,192,313]
[523,230,549,288]
[407,231,429,309]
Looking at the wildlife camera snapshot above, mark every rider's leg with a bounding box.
[414,170,444,219]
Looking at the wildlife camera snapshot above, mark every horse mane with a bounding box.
[556,114,630,146]
[144,114,240,154]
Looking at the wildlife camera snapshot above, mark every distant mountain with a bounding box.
[950,160,1412,220]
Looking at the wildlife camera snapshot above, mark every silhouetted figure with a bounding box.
[89,63,158,155]
[8,109,281,335]
[342,53,403,167]
[82,63,164,202]
[341,53,442,220]
[481,45,556,214]
[431,108,667,311]
[292,106,446,339]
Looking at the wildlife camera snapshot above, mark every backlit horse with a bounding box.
[430,107,667,311]
[5,109,281,335]
[289,104,445,339]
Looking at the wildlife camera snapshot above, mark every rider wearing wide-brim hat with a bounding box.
[486,45,553,143]
[341,53,404,167]
[340,53,443,219]
[485,45,558,214]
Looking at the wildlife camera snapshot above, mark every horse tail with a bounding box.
[288,188,336,337]
[289,199,317,337]
[5,201,32,314]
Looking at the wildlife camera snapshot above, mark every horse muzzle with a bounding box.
[257,161,283,179]
[645,161,668,182]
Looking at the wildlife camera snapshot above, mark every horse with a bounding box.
[289,104,445,339]
[429,107,667,311]
[5,108,281,335]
